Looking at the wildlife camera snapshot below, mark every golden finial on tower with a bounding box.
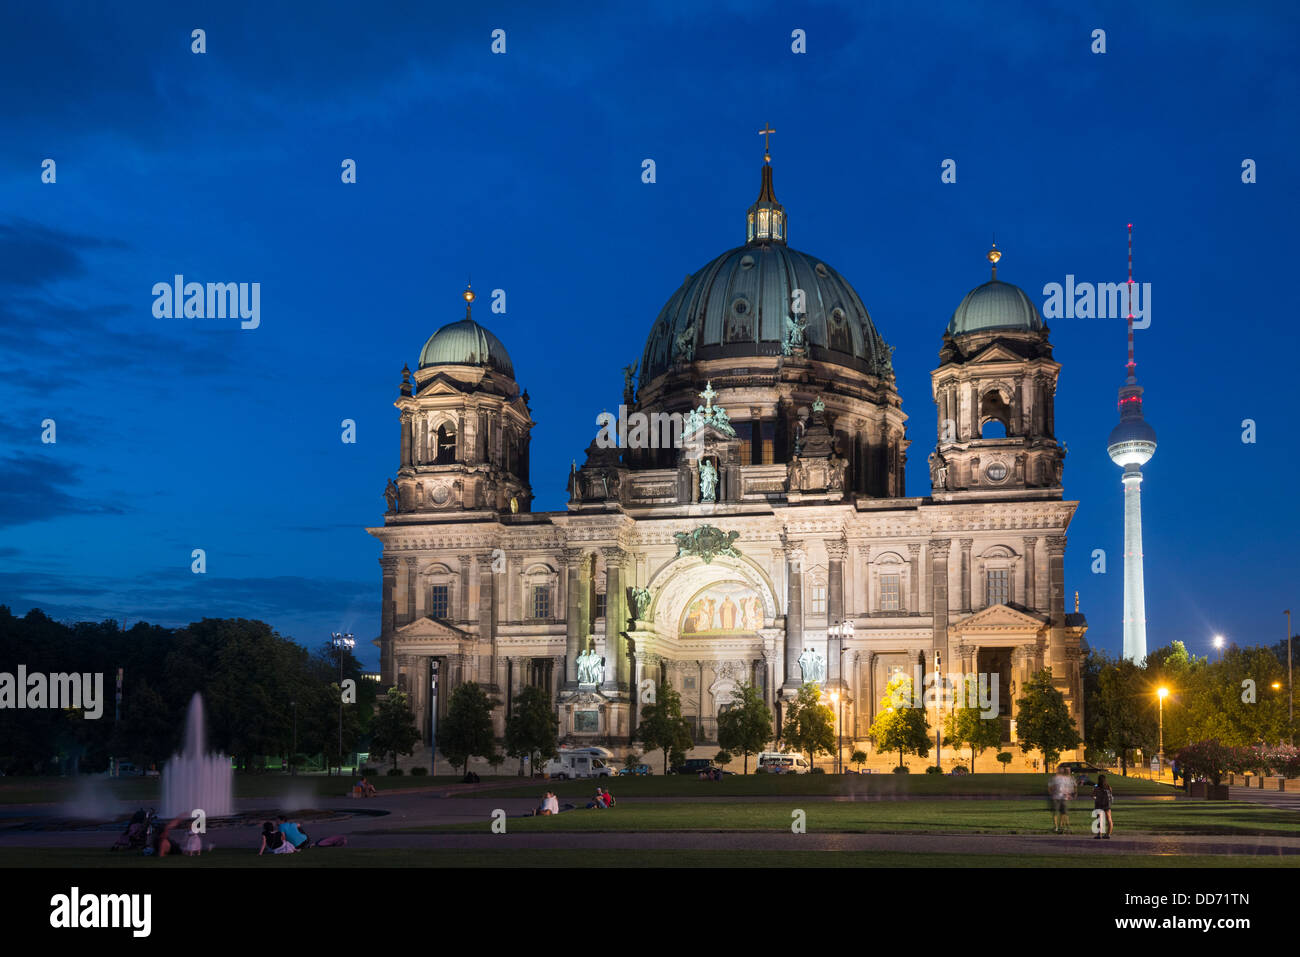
[987,238,1002,279]
[463,280,475,318]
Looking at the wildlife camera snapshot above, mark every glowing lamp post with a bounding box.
[830,692,841,773]
[1156,686,1168,772]
[1213,635,1224,660]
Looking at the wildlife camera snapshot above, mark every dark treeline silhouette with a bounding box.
[0,606,375,775]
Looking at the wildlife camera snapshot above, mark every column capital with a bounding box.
[825,538,848,561]
[561,547,585,568]
[959,538,973,550]
[907,542,922,558]
[457,553,473,568]
[601,545,628,567]
[927,538,952,557]
[1045,535,1067,554]
[380,556,400,573]
[1022,535,1038,547]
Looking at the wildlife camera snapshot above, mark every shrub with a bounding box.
[386,768,405,776]
[810,767,825,774]
[410,766,428,776]
[755,767,769,774]
[1174,739,1255,786]
[925,765,942,775]
[715,750,733,767]
[892,765,910,774]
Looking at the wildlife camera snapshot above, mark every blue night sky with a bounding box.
[2,1,1297,668]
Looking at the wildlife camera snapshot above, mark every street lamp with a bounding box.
[1213,634,1224,660]
[828,619,854,771]
[934,650,943,773]
[831,692,841,773]
[1286,611,1294,746]
[1157,686,1168,773]
[332,631,355,775]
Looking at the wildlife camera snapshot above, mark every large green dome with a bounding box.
[946,279,1044,337]
[418,318,515,379]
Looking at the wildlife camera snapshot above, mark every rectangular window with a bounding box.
[760,422,775,464]
[735,422,754,466]
[595,593,607,619]
[810,585,827,614]
[531,585,551,620]
[880,574,901,612]
[987,569,1009,607]
[429,585,449,619]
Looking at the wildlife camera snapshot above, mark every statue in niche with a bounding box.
[699,459,718,502]
[384,479,399,514]
[577,645,604,685]
[631,587,652,620]
[797,647,826,684]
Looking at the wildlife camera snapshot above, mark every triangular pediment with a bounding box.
[393,617,471,641]
[415,376,476,398]
[950,603,1048,633]
[966,342,1027,364]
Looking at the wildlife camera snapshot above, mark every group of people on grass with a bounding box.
[258,815,311,855]
[528,786,615,816]
[1048,767,1114,838]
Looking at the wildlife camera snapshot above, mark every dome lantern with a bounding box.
[746,124,786,244]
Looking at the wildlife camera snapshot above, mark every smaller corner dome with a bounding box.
[418,319,515,379]
[947,280,1044,337]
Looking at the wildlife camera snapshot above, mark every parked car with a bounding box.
[669,759,719,776]
[618,764,653,776]
[756,752,811,774]
[542,748,618,779]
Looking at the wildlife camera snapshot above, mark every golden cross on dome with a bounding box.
[759,123,776,162]
[699,380,717,410]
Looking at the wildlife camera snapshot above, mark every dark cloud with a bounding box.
[0,455,129,528]
[0,220,127,289]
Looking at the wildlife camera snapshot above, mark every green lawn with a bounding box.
[411,799,1300,836]
[487,773,1171,800]
[0,774,468,806]
[2,847,1295,868]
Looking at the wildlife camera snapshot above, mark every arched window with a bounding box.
[435,424,457,464]
[980,390,1011,437]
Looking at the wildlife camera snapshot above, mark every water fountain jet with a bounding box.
[161,693,233,818]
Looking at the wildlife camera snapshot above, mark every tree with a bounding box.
[1091,656,1157,775]
[371,688,421,772]
[996,751,1012,773]
[1015,669,1080,770]
[781,683,836,771]
[637,683,694,774]
[1181,647,1289,747]
[716,682,774,773]
[623,751,642,770]
[437,682,498,775]
[944,675,1003,772]
[715,750,732,769]
[869,673,931,770]
[851,749,868,772]
[504,685,558,776]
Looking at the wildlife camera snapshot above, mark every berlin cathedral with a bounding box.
[367,145,1087,763]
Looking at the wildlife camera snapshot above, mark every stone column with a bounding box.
[783,540,805,689]
[477,552,497,689]
[826,538,846,685]
[404,557,418,626]
[960,539,973,612]
[380,556,398,640]
[602,546,628,692]
[929,539,952,669]
[1046,536,1068,673]
[908,543,921,614]
[860,545,871,615]
[1023,536,1038,611]
[456,555,472,622]
[562,548,584,687]
[400,412,413,468]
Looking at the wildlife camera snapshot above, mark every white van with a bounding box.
[543,747,618,779]
[757,752,811,774]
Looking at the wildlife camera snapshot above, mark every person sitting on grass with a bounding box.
[586,788,608,809]
[277,815,310,850]
[354,776,376,798]
[258,821,295,855]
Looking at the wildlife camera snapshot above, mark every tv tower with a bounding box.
[1106,225,1157,662]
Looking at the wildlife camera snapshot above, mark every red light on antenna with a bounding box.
[1127,223,1132,228]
